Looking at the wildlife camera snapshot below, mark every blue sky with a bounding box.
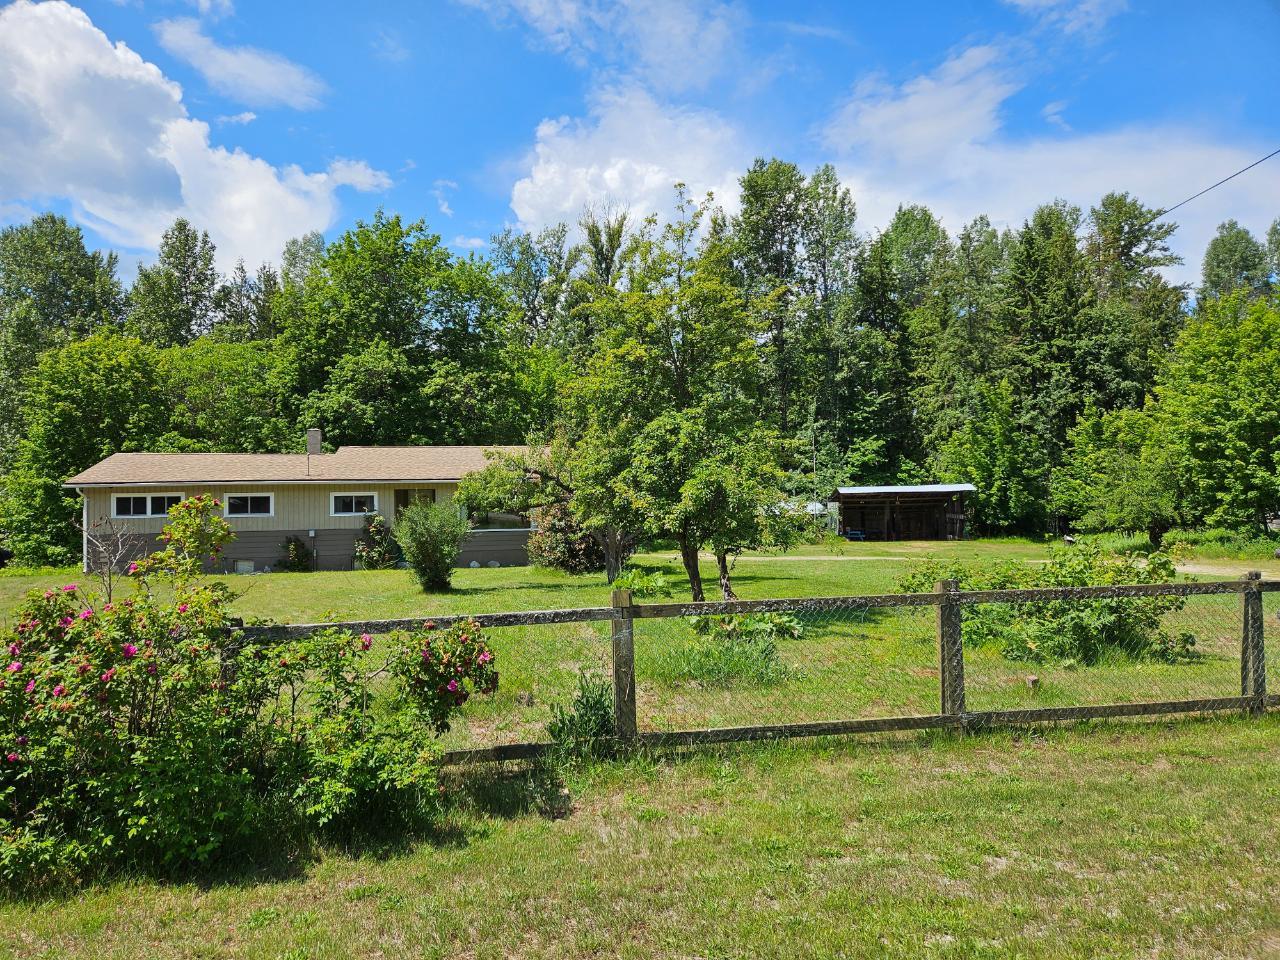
[2,0,1278,285]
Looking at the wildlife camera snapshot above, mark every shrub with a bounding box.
[279,535,314,572]
[388,618,499,733]
[547,670,615,758]
[676,613,799,685]
[394,500,470,591]
[0,499,498,890]
[611,567,674,598]
[354,513,399,570]
[899,544,1194,665]
[526,503,606,573]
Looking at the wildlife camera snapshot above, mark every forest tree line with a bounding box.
[1,158,1278,570]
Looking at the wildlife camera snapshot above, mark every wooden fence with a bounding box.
[235,573,1278,765]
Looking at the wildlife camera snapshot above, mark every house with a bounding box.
[65,430,531,572]
[830,483,975,541]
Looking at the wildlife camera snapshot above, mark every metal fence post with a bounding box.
[611,587,638,740]
[936,579,966,722]
[1242,571,1265,715]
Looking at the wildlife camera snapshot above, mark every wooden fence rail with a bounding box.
[225,574,1277,765]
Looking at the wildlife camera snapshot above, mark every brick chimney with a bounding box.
[306,428,323,456]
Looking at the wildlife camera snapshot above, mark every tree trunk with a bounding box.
[678,536,704,602]
[1147,522,1167,550]
[715,550,737,600]
[593,526,632,583]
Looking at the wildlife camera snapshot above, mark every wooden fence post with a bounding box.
[611,587,637,740]
[936,579,965,722]
[1242,571,1265,714]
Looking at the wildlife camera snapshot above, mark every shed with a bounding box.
[830,483,975,541]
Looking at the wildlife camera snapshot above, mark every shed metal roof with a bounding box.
[833,483,976,496]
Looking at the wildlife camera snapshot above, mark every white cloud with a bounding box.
[1041,99,1069,131]
[216,110,257,125]
[188,0,234,18]
[154,17,326,110]
[823,45,1019,169]
[372,27,411,63]
[509,85,748,232]
[825,44,1280,286]
[457,0,743,94]
[451,235,487,249]
[1002,0,1128,35]
[0,1,388,268]
[432,179,458,217]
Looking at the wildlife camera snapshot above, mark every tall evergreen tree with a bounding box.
[734,158,809,433]
[127,218,220,345]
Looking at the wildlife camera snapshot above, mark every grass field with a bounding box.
[3,541,1276,754]
[3,540,1280,958]
[3,717,1280,959]
[2,536,1276,624]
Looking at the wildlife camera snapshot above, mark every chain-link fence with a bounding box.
[963,590,1245,713]
[239,578,1276,760]
[633,601,937,734]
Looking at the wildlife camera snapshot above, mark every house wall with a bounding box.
[79,482,531,572]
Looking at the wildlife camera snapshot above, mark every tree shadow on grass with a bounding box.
[2,770,563,903]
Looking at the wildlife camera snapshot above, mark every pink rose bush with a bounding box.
[389,619,499,733]
[0,496,498,890]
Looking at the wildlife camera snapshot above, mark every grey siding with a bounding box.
[86,527,529,572]
[458,530,532,568]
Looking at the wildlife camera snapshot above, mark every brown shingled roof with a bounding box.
[64,446,527,487]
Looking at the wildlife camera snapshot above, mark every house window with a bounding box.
[332,493,377,516]
[225,493,273,517]
[150,494,183,515]
[113,493,184,518]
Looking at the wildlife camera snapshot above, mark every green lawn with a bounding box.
[4,717,1280,959]
[3,542,1280,957]
[0,538,1060,625]
[3,542,1272,754]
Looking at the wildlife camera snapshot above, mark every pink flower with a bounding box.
[59,616,74,628]
[6,662,21,673]
[5,753,17,764]
[360,633,373,651]
[103,603,115,612]
[178,603,189,613]
[24,679,35,694]
[79,609,94,621]
[7,644,18,657]
[121,644,138,659]
[101,668,116,683]
[127,562,139,574]
[146,663,157,675]
[52,684,65,697]
[446,679,459,692]
[478,651,492,664]
[62,584,77,593]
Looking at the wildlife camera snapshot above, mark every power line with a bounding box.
[1155,146,1280,219]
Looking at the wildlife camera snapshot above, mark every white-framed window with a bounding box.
[331,492,377,516]
[113,492,184,519]
[224,492,274,517]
